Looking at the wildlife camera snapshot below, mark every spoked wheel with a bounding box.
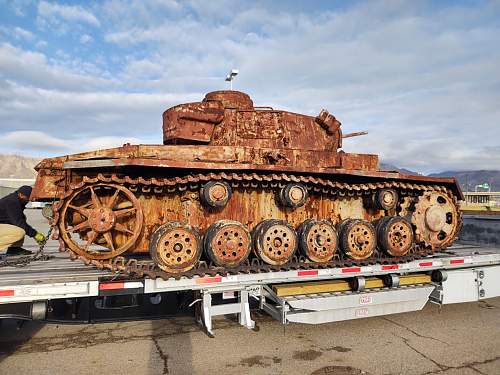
[253,219,297,265]
[59,183,143,260]
[339,219,376,260]
[376,216,414,256]
[204,220,251,267]
[298,219,338,263]
[150,222,202,273]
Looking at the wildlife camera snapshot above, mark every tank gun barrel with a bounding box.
[342,131,368,139]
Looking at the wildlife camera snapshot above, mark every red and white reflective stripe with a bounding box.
[342,267,361,273]
[195,276,222,285]
[99,281,143,291]
[0,289,14,297]
[298,270,318,277]
[419,261,433,267]
[382,264,399,270]
[450,258,465,265]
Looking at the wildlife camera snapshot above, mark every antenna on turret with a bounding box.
[225,69,239,90]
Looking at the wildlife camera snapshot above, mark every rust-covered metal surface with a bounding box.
[30,90,463,278]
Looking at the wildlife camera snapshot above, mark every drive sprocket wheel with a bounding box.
[150,222,202,273]
[59,183,143,260]
[298,219,338,263]
[253,219,297,265]
[339,219,376,260]
[204,220,251,267]
[376,216,414,257]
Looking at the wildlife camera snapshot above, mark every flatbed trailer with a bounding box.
[1,243,499,336]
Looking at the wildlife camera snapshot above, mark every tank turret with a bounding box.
[163,90,342,151]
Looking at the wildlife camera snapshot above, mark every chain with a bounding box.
[0,226,54,268]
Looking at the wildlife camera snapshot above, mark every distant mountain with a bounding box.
[379,163,420,176]
[0,154,39,179]
[380,163,500,192]
[429,170,500,192]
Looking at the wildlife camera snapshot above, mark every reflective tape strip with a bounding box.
[298,270,319,277]
[99,282,125,291]
[99,282,143,291]
[450,259,465,265]
[196,276,222,284]
[0,289,14,297]
[382,264,399,270]
[342,267,361,273]
[419,261,433,267]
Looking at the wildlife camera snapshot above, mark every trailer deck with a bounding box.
[1,243,500,336]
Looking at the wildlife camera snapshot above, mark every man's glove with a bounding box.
[35,232,46,244]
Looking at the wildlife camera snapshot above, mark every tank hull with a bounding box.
[31,144,461,201]
[29,90,463,276]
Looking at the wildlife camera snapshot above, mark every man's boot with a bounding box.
[6,247,33,256]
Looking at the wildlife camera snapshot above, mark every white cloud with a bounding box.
[0,131,146,154]
[0,26,34,41]
[0,43,114,91]
[0,80,200,157]
[35,40,48,49]
[79,34,93,44]
[1,131,68,151]
[82,136,145,151]
[1,1,499,173]
[38,1,100,27]
[13,26,34,40]
[2,0,32,17]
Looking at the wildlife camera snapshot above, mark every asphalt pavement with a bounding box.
[0,210,499,375]
[0,296,499,375]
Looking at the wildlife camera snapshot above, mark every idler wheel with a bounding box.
[204,220,251,267]
[150,222,202,273]
[298,219,338,263]
[200,181,232,208]
[253,219,297,265]
[376,216,414,257]
[339,219,376,260]
[374,188,398,210]
[410,192,460,249]
[278,183,309,208]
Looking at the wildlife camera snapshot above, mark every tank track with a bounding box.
[51,172,461,280]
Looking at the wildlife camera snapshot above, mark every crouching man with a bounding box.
[0,186,46,256]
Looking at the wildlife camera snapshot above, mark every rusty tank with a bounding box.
[31,90,463,277]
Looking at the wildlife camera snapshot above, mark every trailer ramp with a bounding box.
[262,275,434,325]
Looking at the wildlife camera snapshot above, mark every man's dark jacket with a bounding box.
[0,191,37,237]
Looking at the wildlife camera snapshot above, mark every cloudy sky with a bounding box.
[0,0,499,173]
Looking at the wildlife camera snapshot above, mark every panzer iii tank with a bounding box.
[31,90,463,278]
